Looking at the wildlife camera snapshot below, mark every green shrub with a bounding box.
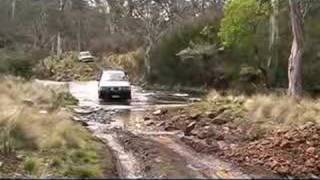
[23,157,39,175]
[149,12,222,86]
[0,49,42,78]
[64,165,103,178]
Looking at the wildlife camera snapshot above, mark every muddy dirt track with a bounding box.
[43,80,280,179]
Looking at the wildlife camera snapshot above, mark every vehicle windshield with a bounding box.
[101,72,127,81]
[80,52,91,56]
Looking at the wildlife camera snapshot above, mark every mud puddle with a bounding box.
[64,81,266,178]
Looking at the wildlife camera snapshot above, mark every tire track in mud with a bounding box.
[67,81,271,178]
[73,107,256,179]
[151,136,250,179]
[113,130,205,178]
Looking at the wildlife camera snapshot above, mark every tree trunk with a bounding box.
[267,0,280,87]
[57,0,65,56]
[215,0,224,17]
[288,0,304,98]
[57,32,62,56]
[77,18,82,52]
[11,0,16,20]
[144,43,152,79]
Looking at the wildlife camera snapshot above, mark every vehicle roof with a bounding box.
[102,70,125,74]
[79,51,91,54]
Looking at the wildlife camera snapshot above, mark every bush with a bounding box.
[34,51,99,81]
[149,12,222,86]
[0,49,44,79]
[23,157,40,175]
[102,48,144,81]
[64,165,103,178]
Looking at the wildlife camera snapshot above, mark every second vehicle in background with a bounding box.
[78,51,95,62]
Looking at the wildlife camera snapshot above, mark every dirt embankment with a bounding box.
[143,93,320,178]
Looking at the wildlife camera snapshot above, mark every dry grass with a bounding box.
[245,94,320,129]
[0,77,109,178]
[0,76,86,152]
[197,89,320,136]
[35,51,99,81]
[102,48,144,80]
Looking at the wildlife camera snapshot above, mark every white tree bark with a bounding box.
[267,0,280,86]
[11,0,16,20]
[57,0,64,56]
[288,0,304,97]
[77,18,82,52]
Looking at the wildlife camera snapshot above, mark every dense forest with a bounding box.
[1,0,320,97]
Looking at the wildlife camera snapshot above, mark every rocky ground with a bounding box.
[71,106,252,178]
[143,105,320,178]
[69,80,320,178]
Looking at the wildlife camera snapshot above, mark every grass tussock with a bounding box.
[245,94,320,128]
[196,90,320,137]
[0,76,84,152]
[0,77,108,178]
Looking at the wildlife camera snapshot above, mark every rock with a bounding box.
[190,113,201,120]
[276,165,289,174]
[16,154,24,160]
[72,116,82,121]
[164,126,178,131]
[305,158,315,167]
[184,122,196,136]
[197,129,215,139]
[300,122,315,130]
[144,116,151,121]
[307,140,315,146]
[212,115,228,125]
[311,134,320,140]
[215,132,225,140]
[79,121,89,126]
[189,98,201,103]
[217,141,229,150]
[22,99,34,106]
[206,112,217,119]
[73,107,94,114]
[157,121,165,127]
[145,121,154,126]
[180,135,192,142]
[306,147,316,154]
[205,138,213,145]
[39,110,48,114]
[223,126,230,133]
[152,110,162,116]
[230,144,238,150]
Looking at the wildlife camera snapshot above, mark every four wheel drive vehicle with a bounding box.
[78,51,95,62]
[98,70,132,101]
